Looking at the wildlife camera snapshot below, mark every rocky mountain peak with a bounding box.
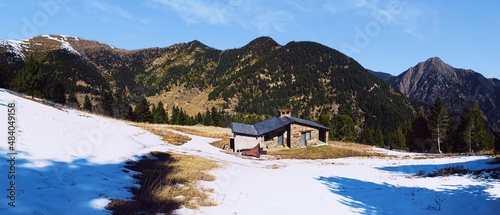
[426,56,445,65]
[387,57,500,130]
[421,57,454,75]
[390,58,453,103]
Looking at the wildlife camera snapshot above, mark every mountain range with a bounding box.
[0,34,416,133]
[1,35,498,132]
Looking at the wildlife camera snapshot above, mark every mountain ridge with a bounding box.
[387,57,500,130]
[0,34,416,133]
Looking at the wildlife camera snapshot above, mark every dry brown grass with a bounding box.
[107,152,218,214]
[155,153,218,209]
[132,123,192,145]
[167,153,218,183]
[165,125,231,139]
[146,86,226,116]
[268,141,385,159]
[165,125,232,149]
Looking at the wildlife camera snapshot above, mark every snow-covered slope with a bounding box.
[0,89,499,215]
[0,89,173,214]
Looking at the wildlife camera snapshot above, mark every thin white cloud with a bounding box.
[404,26,424,39]
[252,11,293,33]
[151,0,231,25]
[148,0,428,37]
[84,0,139,21]
[325,0,428,39]
[149,0,294,33]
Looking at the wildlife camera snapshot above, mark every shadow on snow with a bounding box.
[376,157,499,176]
[317,158,500,215]
[0,148,138,214]
[317,176,499,214]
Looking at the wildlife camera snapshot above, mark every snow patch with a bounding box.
[89,198,111,210]
[0,40,28,59]
[41,34,81,56]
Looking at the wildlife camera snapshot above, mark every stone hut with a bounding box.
[230,109,329,152]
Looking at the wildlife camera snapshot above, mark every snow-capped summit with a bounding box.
[0,34,117,60]
[0,39,29,59]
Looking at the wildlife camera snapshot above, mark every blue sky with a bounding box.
[1,0,499,78]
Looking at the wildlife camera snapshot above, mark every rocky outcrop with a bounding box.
[389,57,500,130]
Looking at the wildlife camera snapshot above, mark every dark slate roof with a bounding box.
[231,116,329,136]
[230,122,257,136]
[287,116,330,130]
[253,117,293,135]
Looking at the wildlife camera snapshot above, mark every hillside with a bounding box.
[388,57,500,130]
[0,35,414,132]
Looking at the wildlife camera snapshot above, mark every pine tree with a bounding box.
[0,64,12,88]
[10,55,46,98]
[211,106,220,127]
[444,110,457,153]
[153,101,168,124]
[358,127,375,145]
[203,108,214,126]
[429,97,449,153]
[317,113,334,141]
[178,108,188,125]
[457,102,493,153]
[171,105,180,125]
[83,95,92,112]
[135,97,153,123]
[387,126,407,150]
[407,112,432,152]
[332,115,356,142]
[44,80,66,104]
[374,129,385,147]
[99,91,114,116]
[196,113,203,124]
[318,113,332,129]
[112,90,135,121]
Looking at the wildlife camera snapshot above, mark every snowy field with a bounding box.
[0,89,499,214]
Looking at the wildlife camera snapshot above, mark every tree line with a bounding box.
[330,97,498,154]
[7,54,500,154]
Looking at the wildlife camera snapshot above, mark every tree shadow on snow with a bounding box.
[317,175,500,214]
[0,149,144,215]
[377,157,500,178]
